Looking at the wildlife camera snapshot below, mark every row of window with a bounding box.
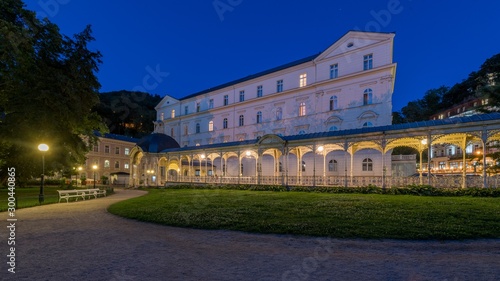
[102,160,130,169]
[92,145,131,155]
[166,54,374,119]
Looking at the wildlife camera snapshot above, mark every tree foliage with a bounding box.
[94,90,162,138]
[0,0,106,183]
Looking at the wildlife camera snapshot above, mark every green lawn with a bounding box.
[0,186,60,211]
[108,189,500,240]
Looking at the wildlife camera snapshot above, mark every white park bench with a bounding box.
[58,188,107,203]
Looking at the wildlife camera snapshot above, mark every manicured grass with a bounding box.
[0,186,60,211]
[108,189,500,240]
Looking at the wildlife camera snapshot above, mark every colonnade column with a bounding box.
[482,128,488,188]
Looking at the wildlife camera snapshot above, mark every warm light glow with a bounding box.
[78,167,82,171]
[476,150,481,155]
[421,139,427,145]
[38,143,49,152]
[317,146,324,152]
[92,165,98,170]
[201,154,206,159]
[245,151,251,157]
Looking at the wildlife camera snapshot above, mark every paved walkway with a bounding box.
[1,189,499,280]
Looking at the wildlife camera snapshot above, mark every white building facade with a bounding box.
[154,31,396,147]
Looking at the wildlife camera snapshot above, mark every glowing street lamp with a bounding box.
[38,144,49,204]
[92,165,98,189]
[78,167,83,187]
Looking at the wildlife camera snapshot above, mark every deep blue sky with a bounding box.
[25,0,500,112]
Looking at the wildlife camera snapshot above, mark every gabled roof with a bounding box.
[179,54,319,101]
[175,31,395,102]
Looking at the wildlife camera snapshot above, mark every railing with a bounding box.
[167,175,499,188]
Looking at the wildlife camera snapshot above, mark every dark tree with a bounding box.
[0,0,106,183]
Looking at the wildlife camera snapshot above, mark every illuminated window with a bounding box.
[124,148,130,155]
[299,73,307,87]
[208,121,214,131]
[362,158,373,171]
[363,54,373,70]
[160,112,164,120]
[330,64,338,79]
[124,163,129,169]
[171,109,175,118]
[104,160,110,168]
[299,102,306,116]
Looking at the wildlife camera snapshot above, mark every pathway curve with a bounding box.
[1,189,499,280]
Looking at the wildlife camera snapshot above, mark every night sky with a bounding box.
[25,0,500,111]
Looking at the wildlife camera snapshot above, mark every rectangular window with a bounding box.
[330,64,338,79]
[277,80,283,93]
[196,102,200,112]
[124,148,130,155]
[115,147,120,154]
[105,145,110,153]
[299,73,307,87]
[299,102,306,117]
[184,125,188,136]
[114,161,120,169]
[93,145,99,152]
[209,99,214,109]
[224,95,229,106]
[124,163,129,169]
[257,85,263,97]
[171,109,175,118]
[239,90,245,102]
[363,54,373,70]
[184,106,188,115]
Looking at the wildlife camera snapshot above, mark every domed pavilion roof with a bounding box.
[136,133,180,153]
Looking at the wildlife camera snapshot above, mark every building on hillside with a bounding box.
[81,133,138,186]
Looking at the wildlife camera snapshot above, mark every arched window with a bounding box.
[330,96,338,110]
[239,115,244,126]
[208,121,214,131]
[363,89,373,105]
[302,161,306,172]
[276,107,282,120]
[223,118,228,129]
[328,159,338,172]
[299,102,306,116]
[298,130,306,135]
[362,158,373,171]
[363,122,373,127]
[195,123,200,133]
[329,126,338,131]
[256,111,262,124]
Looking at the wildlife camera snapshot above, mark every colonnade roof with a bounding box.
[160,113,500,154]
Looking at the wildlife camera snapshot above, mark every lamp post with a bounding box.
[38,144,49,204]
[92,165,98,189]
[78,167,82,187]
